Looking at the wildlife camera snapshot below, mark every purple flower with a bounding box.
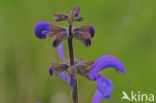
[88,55,130,103]
[49,44,67,82]
[89,25,95,38]
[34,21,52,39]
[92,90,111,103]
[59,72,67,82]
[57,44,64,59]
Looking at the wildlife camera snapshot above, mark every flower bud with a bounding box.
[34,22,52,39]
[70,6,80,18]
[53,13,68,21]
[74,17,84,22]
[49,66,54,77]
[89,25,95,38]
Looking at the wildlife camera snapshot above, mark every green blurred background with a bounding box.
[0,0,156,103]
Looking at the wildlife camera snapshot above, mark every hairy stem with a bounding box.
[68,21,78,103]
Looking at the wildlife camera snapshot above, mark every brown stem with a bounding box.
[68,21,78,103]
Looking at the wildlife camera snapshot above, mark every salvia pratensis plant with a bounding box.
[34,6,130,103]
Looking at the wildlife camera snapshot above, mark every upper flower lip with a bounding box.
[91,55,126,74]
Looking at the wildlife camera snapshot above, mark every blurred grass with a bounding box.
[0,0,156,103]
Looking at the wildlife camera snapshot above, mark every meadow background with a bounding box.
[0,0,156,103]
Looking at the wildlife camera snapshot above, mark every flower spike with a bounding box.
[34,6,130,103]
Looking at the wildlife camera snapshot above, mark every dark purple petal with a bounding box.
[52,39,62,47]
[96,74,114,97]
[49,66,54,77]
[34,21,51,39]
[59,72,67,82]
[92,90,111,103]
[57,44,64,59]
[89,25,95,38]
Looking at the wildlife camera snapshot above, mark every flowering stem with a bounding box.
[68,21,78,103]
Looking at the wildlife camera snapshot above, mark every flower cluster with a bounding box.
[34,6,95,47]
[51,43,130,103]
[34,6,130,103]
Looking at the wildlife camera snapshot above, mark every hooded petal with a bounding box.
[88,55,130,83]
[88,55,126,80]
[34,21,52,39]
[96,74,114,97]
[59,72,67,82]
[92,90,111,103]
[92,55,125,73]
[57,44,64,59]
